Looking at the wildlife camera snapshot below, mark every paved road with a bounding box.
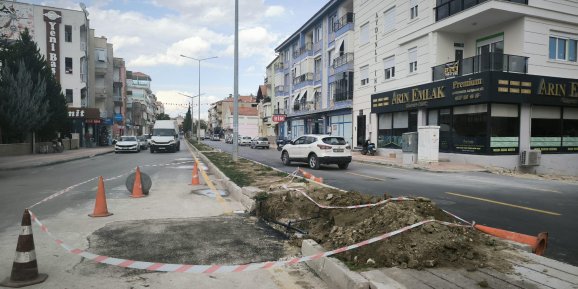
[205,140,578,266]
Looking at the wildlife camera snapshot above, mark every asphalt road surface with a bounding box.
[204,140,578,267]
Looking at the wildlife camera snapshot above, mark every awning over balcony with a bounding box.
[294,92,302,103]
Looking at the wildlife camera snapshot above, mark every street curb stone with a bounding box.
[301,239,370,289]
[0,149,114,171]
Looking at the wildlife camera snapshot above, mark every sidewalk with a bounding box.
[350,151,488,172]
[0,147,114,171]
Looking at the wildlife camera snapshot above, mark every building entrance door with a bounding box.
[357,114,366,147]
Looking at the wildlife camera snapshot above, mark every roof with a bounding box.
[132,72,152,81]
[229,107,258,116]
[257,85,267,98]
[221,95,256,103]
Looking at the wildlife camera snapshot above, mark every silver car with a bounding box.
[250,137,270,149]
[115,136,140,153]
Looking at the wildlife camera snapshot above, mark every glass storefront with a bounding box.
[377,111,417,149]
[531,106,578,152]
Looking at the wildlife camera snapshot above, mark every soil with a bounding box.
[194,144,516,272]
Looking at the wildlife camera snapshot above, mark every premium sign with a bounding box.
[43,10,62,81]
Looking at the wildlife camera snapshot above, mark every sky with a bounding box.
[28,0,329,119]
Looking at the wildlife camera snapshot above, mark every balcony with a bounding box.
[431,52,528,81]
[434,0,527,22]
[333,12,354,37]
[263,96,271,103]
[94,88,107,99]
[292,73,314,90]
[274,62,284,73]
[293,43,313,61]
[333,52,354,75]
[113,95,122,103]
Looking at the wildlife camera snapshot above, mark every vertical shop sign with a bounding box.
[43,10,62,81]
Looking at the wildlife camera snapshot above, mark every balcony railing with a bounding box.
[432,53,528,81]
[434,0,527,22]
[292,43,313,59]
[275,85,285,94]
[293,73,314,85]
[333,53,354,68]
[333,91,353,102]
[333,12,355,32]
[274,62,284,73]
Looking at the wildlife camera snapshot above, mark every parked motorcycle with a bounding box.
[276,138,289,151]
[361,139,376,156]
[52,138,64,153]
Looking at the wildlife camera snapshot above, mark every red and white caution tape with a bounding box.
[282,185,415,209]
[28,210,468,273]
[29,160,195,209]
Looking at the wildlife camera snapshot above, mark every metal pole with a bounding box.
[233,0,239,161]
[198,59,201,143]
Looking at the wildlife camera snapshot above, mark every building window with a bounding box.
[549,36,578,62]
[490,104,519,154]
[377,111,415,149]
[65,57,73,74]
[383,56,395,80]
[96,49,106,62]
[65,89,73,103]
[408,47,417,73]
[360,65,369,85]
[453,104,488,154]
[360,22,369,45]
[410,0,418,20]
[314,25,322,43]
[383,6,396,33]
[65,25,72,42]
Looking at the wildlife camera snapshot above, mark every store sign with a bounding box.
[537,79,578,98]
[43,9,62,81]
[444,61,459,78]
[68,107,100,120]
[272,114,286,122]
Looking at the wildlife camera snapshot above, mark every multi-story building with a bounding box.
[355,0,578,174]
[125,71,155,135]
[208,95,257,136]
[91,34,114,145]
[257,84,275,138]
[112,57,126,138]
[274,0,355,144]
[0,1,111,146]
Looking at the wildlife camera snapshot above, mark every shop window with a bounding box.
[490,104,519,154]
[65,57,73,74]
[65,89,73,103]
[377,113,393,148]
[562,107,578,152]
[452,104,488,154]
[428,109,438,125]
[439,108,452,152]
[531,106,561,153]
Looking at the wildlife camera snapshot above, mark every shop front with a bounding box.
[371,72,578,173]
[68,107,102,148]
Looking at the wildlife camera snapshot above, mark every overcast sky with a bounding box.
[29,0,328,118]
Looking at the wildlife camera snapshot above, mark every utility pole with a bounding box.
[233,0,239,161]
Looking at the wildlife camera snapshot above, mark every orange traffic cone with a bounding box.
[300,168,312,179]
[474,224,548,255]
[0,209,48,287]
[191,161,200,185]
[89,176,113,217]
[131,167,145,198]
[312,176,324,183]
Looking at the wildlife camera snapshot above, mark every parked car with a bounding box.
[225,134,233,144]
[115,136,140,153]
[251,137,270,149]
[280,134,351,169]
[137,135,149,150]
[239,136,252,146]
[211,134,220,141]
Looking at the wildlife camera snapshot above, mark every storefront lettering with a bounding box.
[538,79,571,97]
[571,82,578,97]
[453,78,482,89]
[392,86,445,105]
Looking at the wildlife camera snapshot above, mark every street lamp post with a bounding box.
[178,92,204,138]
[80,3,89,108]
[180,54,217,143]
[233,0,239,161]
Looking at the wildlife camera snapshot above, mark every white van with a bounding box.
[150,120,180,153]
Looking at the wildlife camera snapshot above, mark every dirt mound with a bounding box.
[260,183,513,272]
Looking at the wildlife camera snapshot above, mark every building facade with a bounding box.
[125,71,155,136]
[274,0,355,144]
[208,95,257,136]
[354,0,578,175]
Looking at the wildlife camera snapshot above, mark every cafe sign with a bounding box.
[272,114,287,122]
[43,9,62,81]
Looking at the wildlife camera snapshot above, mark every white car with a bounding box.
[115,136,140,153]
[250,137,270,149]
[238,136,252,146]
[280,134,351,169]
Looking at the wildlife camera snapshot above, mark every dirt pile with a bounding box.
[260,183,513,272]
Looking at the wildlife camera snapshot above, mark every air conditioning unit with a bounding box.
[520,150,541,166]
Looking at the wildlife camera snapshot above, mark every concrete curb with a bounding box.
[352,158,490,173]
[0,149,114,171]
[187,142,256,211]
[301,239,370,289]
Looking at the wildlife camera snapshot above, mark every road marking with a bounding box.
[445,192,561,216]
[346,172,388,182]
[461,178,561,194]
[186,142,233,215]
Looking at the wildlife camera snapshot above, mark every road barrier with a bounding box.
[88,176,113,218]
[130,167,145,198]
[191,161,200,185]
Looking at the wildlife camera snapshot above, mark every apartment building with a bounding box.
[91,34,114,144]
[112,57,126,138]
[257,84,275,138]
[208,95,257,136]
[354,0,578,174]
[125,71,156,135]
[274,0,355,144]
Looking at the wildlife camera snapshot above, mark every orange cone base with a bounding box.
[89,212,113,217]
[0,273,48,288]
[130,194,146,198]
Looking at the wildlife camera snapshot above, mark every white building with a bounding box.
[353,0,578,175]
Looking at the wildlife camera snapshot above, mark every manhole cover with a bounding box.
[125,172,152,195]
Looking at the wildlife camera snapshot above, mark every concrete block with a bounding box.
[301,239,370,289]
[361,270,405,289]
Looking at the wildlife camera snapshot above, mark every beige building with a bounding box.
[208,95,257,135]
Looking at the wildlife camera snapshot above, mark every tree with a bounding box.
[156,113,171,120]
[0,29,68,143]
[193,119,208,133]
[183,106,192,133]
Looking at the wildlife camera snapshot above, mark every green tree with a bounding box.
[183,106,192,133]
[156,113,171,120]
[0,29,68,143]
[192,119,207,132]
